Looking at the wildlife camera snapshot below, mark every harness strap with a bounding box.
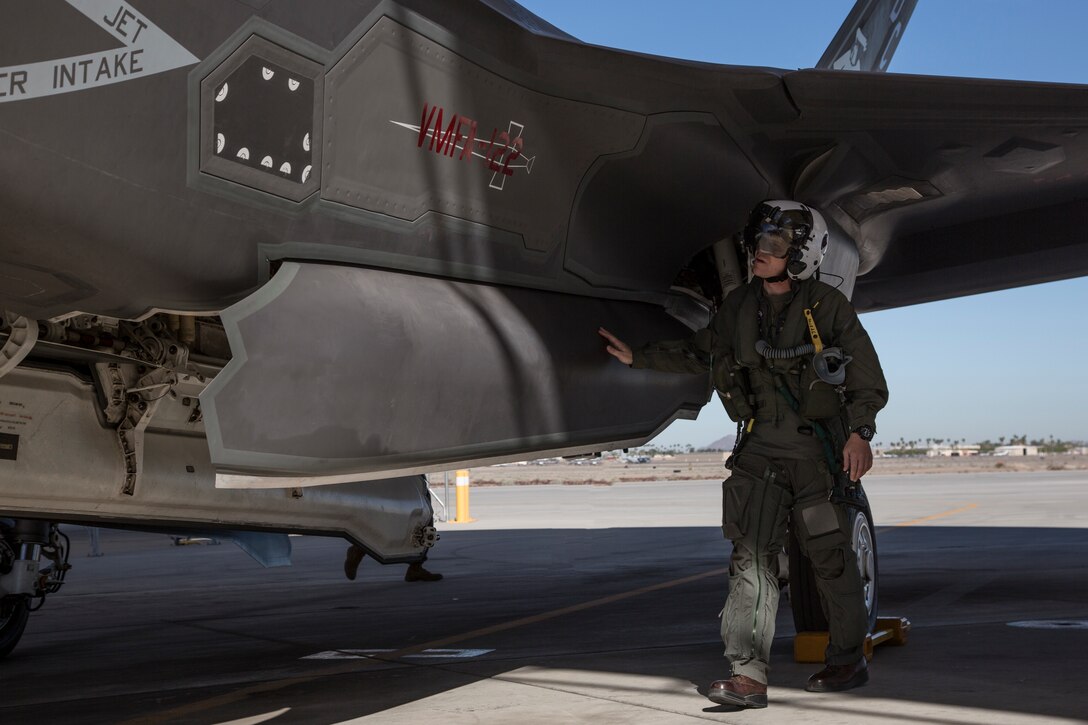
[773,375,866,510]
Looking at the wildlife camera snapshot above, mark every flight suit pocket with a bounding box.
[712,356,753,422]
[800,501,841,538]
[799,362,842,420]
[721,479,751,541]
[793,498,849,555]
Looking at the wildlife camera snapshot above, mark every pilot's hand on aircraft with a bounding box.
[843,434,873,482]
[598,327,633,366]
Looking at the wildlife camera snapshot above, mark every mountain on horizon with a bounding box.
[704,434,736,451]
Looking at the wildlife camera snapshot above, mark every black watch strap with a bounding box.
[853,424,875,442]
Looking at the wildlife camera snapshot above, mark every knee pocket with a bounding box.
[794,499,848,546]
[799,501,841,538]
[816,549,863,596]
[808,547,847,580]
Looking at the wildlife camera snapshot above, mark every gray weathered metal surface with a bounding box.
[3,0,1084,323]
[0,366,433,562]
[1,1,1087,523]
[203,262,709,483]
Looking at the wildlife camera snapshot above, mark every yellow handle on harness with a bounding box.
[803,308,824,353]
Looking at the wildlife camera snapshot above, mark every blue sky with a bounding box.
[517,0,1088,447]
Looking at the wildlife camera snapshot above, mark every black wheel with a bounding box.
[788,497,879,633]
[0,596,29,660]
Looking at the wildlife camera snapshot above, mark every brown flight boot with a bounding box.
[707,675,768,708]
[805,657,869,692]
[404,561,443,582]
[343,544,365,581]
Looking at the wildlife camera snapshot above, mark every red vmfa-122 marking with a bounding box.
[415,103,524,177]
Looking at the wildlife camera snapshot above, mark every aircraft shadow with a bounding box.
[3,524,1086,724]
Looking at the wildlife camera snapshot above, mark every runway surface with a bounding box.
[2,470,1087,723]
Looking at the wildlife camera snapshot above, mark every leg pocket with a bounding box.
[800,501,841,538]
[722,478,753,540]
[793,498,850,568]
[722,453,785,542]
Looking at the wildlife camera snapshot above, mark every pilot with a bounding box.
[599,200,888,709]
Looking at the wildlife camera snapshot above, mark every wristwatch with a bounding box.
[852,424,875,442]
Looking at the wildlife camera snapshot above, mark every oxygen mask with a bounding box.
[811,346,852,386]
[753,231,791,259]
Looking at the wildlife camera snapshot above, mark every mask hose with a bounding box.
[755,339,815,360]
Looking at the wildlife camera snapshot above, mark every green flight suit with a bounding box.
[631,277,888,684]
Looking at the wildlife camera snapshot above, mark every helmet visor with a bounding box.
[754,231,790,258]
[745,204,813,253]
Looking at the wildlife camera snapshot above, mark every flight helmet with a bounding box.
[743,200,829,281]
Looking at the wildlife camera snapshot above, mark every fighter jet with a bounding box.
[1,0,1086,658]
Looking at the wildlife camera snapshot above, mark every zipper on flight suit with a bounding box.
[751,468,776,655]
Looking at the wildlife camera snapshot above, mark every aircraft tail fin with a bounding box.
[816,0,918,72]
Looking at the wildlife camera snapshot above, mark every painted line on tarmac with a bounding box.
[119,566,729,724]
[301,648,495,660]
[1008,620,1088,630]
[882,503,978,530]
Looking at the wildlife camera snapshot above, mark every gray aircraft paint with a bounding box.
[1,0,1087,487]
[202,262,709,485]
[0,365,436,562]
[817,0,918,72]
[0,0,198,103]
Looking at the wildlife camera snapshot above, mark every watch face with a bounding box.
[856,425,874,441]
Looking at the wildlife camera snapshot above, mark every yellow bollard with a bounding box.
[450,469,476,524]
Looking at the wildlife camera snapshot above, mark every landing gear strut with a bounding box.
[0,519,71,660]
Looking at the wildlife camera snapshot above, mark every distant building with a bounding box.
[993,445,1039,456]
[926,444,980,457]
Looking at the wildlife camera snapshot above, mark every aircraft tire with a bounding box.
[0,596,30,660]
[788,496,879,634]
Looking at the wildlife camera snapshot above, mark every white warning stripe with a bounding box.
[0,0,198,103]
[301,648,494,661]
[1008,620,1088,630]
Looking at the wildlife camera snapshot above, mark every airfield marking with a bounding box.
[887,503,979,529]
[301,648,494,661]
[119,566,729,724]
[1008,620,1088,630]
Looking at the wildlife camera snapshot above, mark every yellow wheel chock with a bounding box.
[793,616,911,663]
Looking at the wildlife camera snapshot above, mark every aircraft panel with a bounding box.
[201,262,710,482]
[0,365,434,562]
[321,16,644,255]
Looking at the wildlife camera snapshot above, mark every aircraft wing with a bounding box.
[777,69,1088,311]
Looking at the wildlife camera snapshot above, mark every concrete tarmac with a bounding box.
[1,470,1087,724]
